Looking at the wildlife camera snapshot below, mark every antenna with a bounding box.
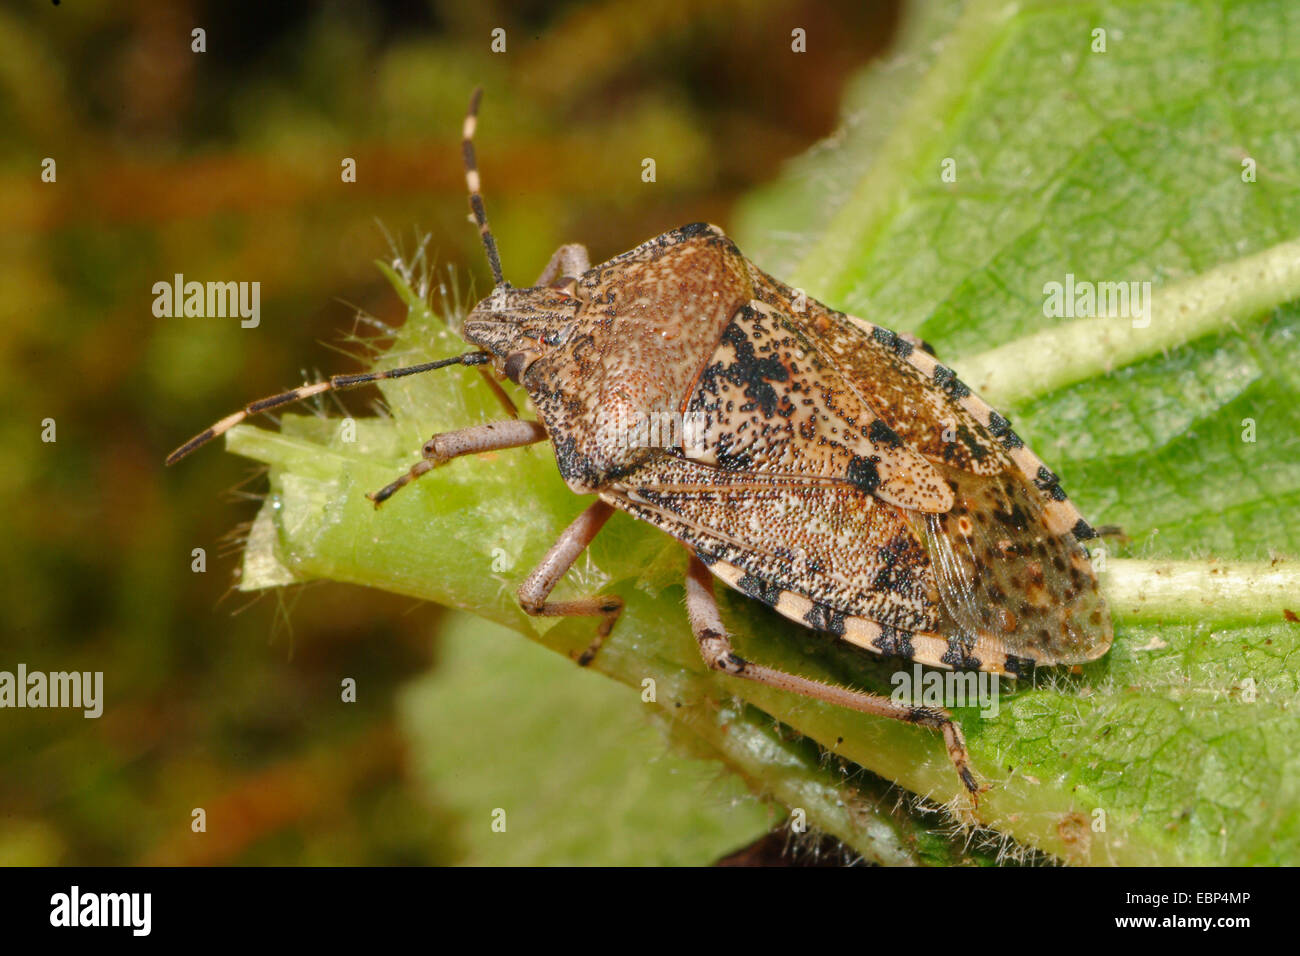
[462,87,506,286]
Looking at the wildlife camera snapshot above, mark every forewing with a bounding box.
[743,265,1113,665]
[602,455,941,635]
[746,265,1008,475]
[914,462,1112,665]
[682,300,953,513]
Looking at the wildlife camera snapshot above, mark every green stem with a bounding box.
[954,235,1300,407]
[1102,558,1300,624]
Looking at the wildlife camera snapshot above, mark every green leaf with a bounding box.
[228,0,1300,864]
[396,612,776,866]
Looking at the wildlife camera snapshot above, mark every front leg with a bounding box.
[517,499,622,666]
[369,419,547,506]
[534,243,591,287]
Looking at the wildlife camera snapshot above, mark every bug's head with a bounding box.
[462,282,583,383]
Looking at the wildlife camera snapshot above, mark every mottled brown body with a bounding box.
[463,222,1112,678]
[170,89,1114,800]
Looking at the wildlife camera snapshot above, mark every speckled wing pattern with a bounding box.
[601,267,1112,677]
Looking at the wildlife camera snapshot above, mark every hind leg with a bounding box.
[683,552,982,800]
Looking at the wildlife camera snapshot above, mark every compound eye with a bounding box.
[503,350,530,383]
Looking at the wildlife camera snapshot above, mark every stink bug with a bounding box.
[169,88,1113,801]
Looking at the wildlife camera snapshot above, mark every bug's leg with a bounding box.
[533,244,591,287]
[368,419,547,506]
[475,366,520,419]
[684,553,983,801]
[517,500,622,667]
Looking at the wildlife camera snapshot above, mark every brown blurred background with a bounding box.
[0,0,899,864]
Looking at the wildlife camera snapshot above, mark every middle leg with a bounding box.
[517,499,622,666]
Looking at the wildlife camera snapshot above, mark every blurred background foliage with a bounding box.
[0,0,903,864]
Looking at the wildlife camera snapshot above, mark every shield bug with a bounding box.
[169,88,1113,801]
